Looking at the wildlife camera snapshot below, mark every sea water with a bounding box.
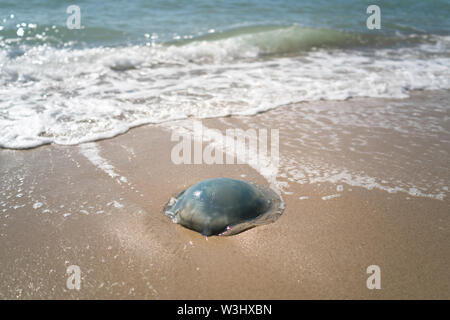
[0,0,449,148]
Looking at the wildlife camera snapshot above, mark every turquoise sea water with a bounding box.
[1,0,449,47]
[0,1,449,148]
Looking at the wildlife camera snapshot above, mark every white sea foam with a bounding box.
[79,143,121,179]
[322,194,341,200]
[0,33,449,149]
[32,202,43,209]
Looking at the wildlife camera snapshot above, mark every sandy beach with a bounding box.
[1,90,448,299]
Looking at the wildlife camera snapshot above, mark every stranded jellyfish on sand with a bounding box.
[164,178,284,236]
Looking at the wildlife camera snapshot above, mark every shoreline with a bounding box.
[0,88,447,152]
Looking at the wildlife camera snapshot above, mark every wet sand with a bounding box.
[0,91,449,299]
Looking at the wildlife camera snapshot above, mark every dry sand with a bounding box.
[0,90,449,299]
